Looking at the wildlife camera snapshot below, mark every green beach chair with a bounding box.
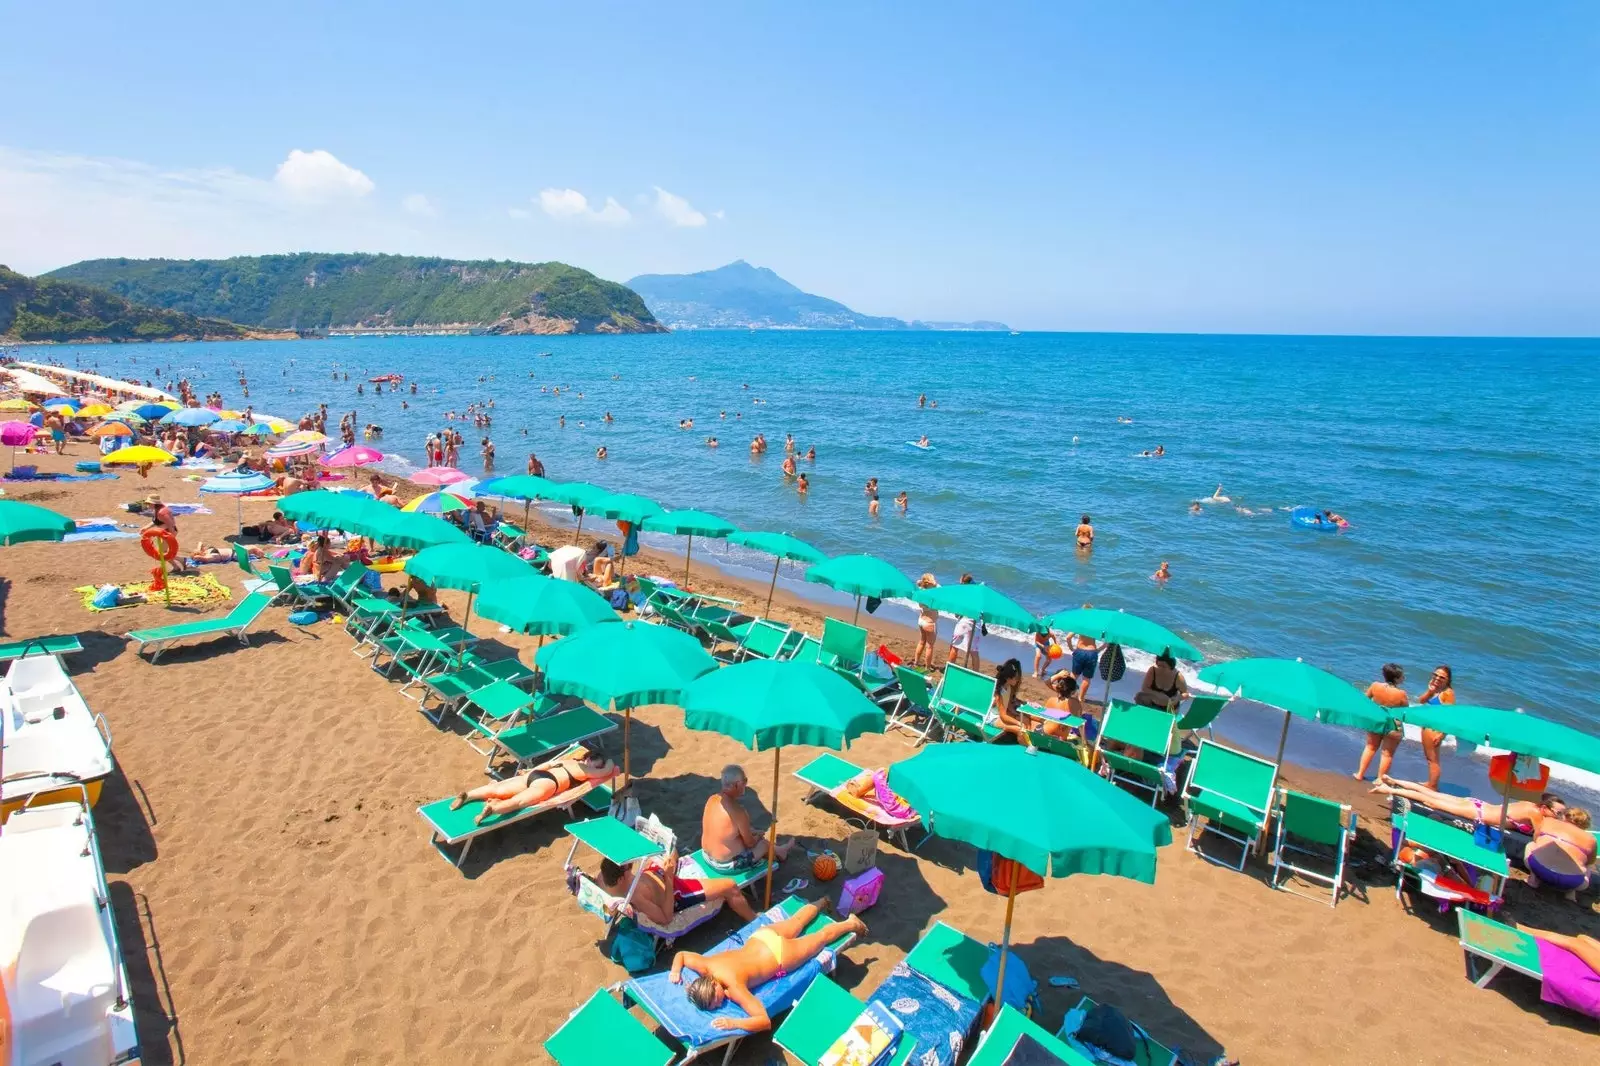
[1094,701,1180,807]
[481,706,617,777]
[930,664,1001,743]
[885,665,934,740]
[1058,996,1176,1066]
[545,990,675,1066]
[1181,740,1279,871]
[788,633,824,665]
[231,543,273,591]
[793,752,925,849]
[1270,788,1356,908]
[266,564,335,608]
[0,634,83,663]
[563,814,728,948]
[416,654,536,723]
[127,592,273,663]
[492,521,527,552]
[972,1005,1095,1066]
[1175,693,1227,736]
[417,741,615,868]
[738,619,803,662]
[1456,911,1548,994]
[821,617,868,673]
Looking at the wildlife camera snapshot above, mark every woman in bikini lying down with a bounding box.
[451,750,619,824]
[671,899,865,1033]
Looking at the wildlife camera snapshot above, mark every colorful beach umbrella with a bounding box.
[161,407,220,427]
[1196,657,1394,765]
[240,423,275,437]
[282,430,328,444]
[915,582,1041,634]
[89,422,134,438]
[474,575,619,637]
[200,470,277,532]
[641,508,737,588]
[0,399,37,412]
[265,439,322,460]
[681,659,887,905]
[254,417,294,433]
[0,500,75,546]
[101,445,176,466]
[727,530,828,616]
[130,403,174,421]
[806,553,916,624]
[402,490,471,514]
[77,403,114,417]
[535,620,718,783]
[323,444,384,468]
[41,400,77,415]
[889,744,1171,1004]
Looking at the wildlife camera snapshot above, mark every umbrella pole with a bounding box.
[764,558,781,618]
[683,533,694,589]
[1274,710,1292,766]
[463,588,475,634]
[852,594,861,626]
[763,746,781,909]
[574,511,585,542]
[235,495,244,535]
[623,707,632,787]
[994,873,1019,1012]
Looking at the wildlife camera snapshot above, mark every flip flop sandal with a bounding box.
[783,878,809,894]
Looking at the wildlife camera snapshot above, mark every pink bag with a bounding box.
[838,867,884,917]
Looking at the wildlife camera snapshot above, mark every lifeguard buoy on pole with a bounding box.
[141,526,180,604]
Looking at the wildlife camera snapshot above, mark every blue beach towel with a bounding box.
[625,903,843,1049]
[868,964,982,1066]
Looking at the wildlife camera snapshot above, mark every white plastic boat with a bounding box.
[0,789,139,1065]
[2,655,113,820]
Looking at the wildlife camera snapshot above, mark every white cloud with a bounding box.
[653,186,707,227]
[537,187,631,225]
[273,148,374,201]
[401,192,436,216]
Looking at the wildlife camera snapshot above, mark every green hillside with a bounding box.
[0,265,252,343]
[47,253,665,334]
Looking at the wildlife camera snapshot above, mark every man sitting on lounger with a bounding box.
[599,846,758,924]
[452,750,619,825]
[671,900,865,1033]
[702,764,793,874]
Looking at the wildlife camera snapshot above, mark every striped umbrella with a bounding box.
[266,439,322,460]
[402,491,472,514]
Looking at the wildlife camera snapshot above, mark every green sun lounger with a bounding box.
[676,848,772,892]
[545,990,676,1066]
[738,619,804,662]
[417,741,615,867]
[1058,996,1176,1066]
[1271,788,1356,908]
[1175,693,1227,735]
[972,1005,1094,1066]
[1457,910,1545,990]
[417,655,536,723]
[128,592,274,663]
[266,564,336,608]
[1095,701,1180,807]
[884,665,933,739]
[794,752,925,850]
[481,706,617,776]
[930,664,1001,743]
[0,634,83,663]
[1182,740,1279,871]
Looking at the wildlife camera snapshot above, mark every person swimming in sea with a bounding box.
[596,446,607,460]
[895,491,909,513]
[805,446,816,461]
[1189,501,1203,515]
[1204,485,1230,504]
[916,435,930,447]
[781,455,797,478]
[1152,561,1171,583]
[796,472,809,495]
[706,437,719,448]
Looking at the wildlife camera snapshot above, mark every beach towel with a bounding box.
[3,472,118,483]
[869,963,981,1066]
[1537,940,1600,1019]
[73,573,232,612]
[63,518,138,543]
[167,502,212,515]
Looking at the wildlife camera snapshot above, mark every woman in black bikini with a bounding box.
[452,751,618,824]
[1135,648,1189,710]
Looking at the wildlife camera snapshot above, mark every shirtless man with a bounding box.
[781,454,797,478]
[599,847,757,925]
[672,900,865,1032]
[701,765,792,874]
[452,750,618,824]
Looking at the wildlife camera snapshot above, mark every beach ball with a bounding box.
[1047,644,1062,659]
[812,852,839,882]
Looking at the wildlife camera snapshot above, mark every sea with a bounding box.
[43,331,1600,797]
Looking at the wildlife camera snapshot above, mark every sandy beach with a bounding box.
[2,450,1596,1065]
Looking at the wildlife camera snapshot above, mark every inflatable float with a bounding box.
[903,441,936,452]
[368,373,404,384]
[1290,505,1345,532]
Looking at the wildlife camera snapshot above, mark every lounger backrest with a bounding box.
[821,618,867,671]
[1188,741,1277,812]
[937,664,996,716]
[789,635,823,665]
[892,666,931,712]
[266,565,296,591]
[233,543,257,575]
[1098,701,1177,754]
[1176,694,1227,731]
[225,592,273,625]
[1276,788,1348,847]
[330,563,367,598]
[741,620,791,659]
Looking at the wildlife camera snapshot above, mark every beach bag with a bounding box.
[607,916,657,973]
[91,584,122,610]
[838,867,884,917]
[976,851,1044,897]
[287,609,320,626]
[1077,1002,1138,1060]
[607,587,630,610]
[1097,643,1126,683]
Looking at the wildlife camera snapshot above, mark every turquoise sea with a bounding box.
[50,331,1600,788]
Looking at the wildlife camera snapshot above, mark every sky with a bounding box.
[1,2,1596,335]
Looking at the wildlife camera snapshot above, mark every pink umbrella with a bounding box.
[323,444,385,468]
[2,420,42,473]
[410,467,471,486]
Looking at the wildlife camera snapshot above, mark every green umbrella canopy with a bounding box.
[535,620,718,710]
[588,492,665,525]
[366,508,472,550]
[538,481,609,508]
[474,474,560,501]
[915,582,1041,633]
[0,500,74,546]
[728,530,828,565]
[475,575,620,637]
[889,745,1172,880]
[1041,607,1200,661]
[278,489,377,530]
[680,660,886,750]
[404,542,540,591]
[642,509,738,538]
[1398,704,1600,774]
[806,553,916,600]
[1196,657,1391,732]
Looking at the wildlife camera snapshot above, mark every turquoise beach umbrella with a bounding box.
[915,582,1041,634]
[0,500,75,546]
[474,575,620,637]
[641,508,738,588]
[1197,656,1393,765]
[404,542,540,630]
[728,530,828,616]
[805,553,915,624]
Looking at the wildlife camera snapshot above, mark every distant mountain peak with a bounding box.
[625,262,1007,332]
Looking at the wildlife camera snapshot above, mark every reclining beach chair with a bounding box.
[971,1006,1092,1066]
[1181,740,1279,871]
[417,741,615,868]
[564,814,725,950]
[1389,809,1509,911]
[231,543,275,593]
[547,895,857,1066]
[787,634,824,665]
[1454,911,1583,1013]
[1057,996,1177,1066]
[773,920,991,1066]
[416,654,537,724]
[0,634,83,664]
[1094,701,1182,807]
[1175,693,1227,737]
[819,618,896,696]
[1271,788,1356,908]
[883,665,934,740]
[737,619,803,663]
[930,664,1001,743]
[794,752,925,849]
[128,592,273,664]
[265,564,335,609]
[479,706,617,777]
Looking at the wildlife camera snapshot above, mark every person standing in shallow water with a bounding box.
[1075,514,1094,551]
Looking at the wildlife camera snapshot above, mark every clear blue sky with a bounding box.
[2,2,1595,334]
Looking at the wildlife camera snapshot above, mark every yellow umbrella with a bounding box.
[89,423,135,438]
[102,445,176,465]
[0,398,37,412]
[219,409,245,419]
[283,430,327,444]
[78,403,115,417]
[42,401,76,414]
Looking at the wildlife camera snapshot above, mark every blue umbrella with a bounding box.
[200,470,277,532]
[240,424,275,437]
[210,419,249,433]
[162,407,220,427]
[27,412,42,427]
[131,403,173,421]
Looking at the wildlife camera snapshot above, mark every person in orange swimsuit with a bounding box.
[673,900,865,1032]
